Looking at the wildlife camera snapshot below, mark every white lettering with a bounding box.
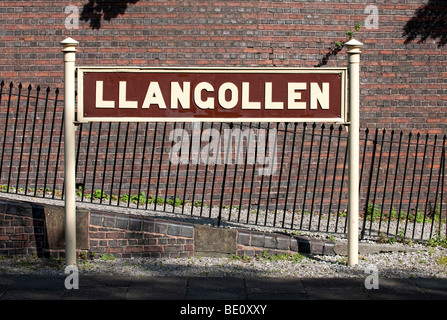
[180,304,214,317]
[142,82,167,109]
[194,82,214,109]
[92,79,334,115]
[171,82,190,109]
[224,305,267,315]
[95,81,115,109]
[287,82,306,109]
[241,82,261,109]
[265,82,283,109]
[310,82,329,110]
[119,81,138,108]
[218,82,238,109]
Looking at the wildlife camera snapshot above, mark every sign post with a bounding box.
[61,37,79,266]
[65,41,362,266]
[345,39,363,266]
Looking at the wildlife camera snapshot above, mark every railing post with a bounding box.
[345,38,363,266]
[61,37,79,266]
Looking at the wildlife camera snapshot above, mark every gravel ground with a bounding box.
[1,193,447,279]
[1,243,446,279]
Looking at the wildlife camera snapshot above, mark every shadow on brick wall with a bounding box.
[81,0,141,29]
[403,0,447,47]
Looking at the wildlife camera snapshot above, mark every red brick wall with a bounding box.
[0,1,445,132]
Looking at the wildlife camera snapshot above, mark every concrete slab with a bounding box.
[186,277,245,300]
[194,225,237,257]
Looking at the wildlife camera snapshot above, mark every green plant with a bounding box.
[79,251,88,261]
[92,189,109,200]
[346,22,362,40]
[100,253,116,261]
[436,255,447,267]
[427,235,447,248]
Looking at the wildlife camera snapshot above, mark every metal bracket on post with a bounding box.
[61,37,79,266]
[345,38,363,266]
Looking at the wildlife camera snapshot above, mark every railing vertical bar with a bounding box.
[387,131,404,236]
[182,122,194,214]
[309,124,325,231]
[337,134,349,234]
[90,122,102,203]
[25,85,40,193]
[404,132,420,237]
[218,123,233,226]
[0,80,5,186]
[430,135,446,238]
[301,123,316,230]
[370,129,385,236]
[229,122,243,221]
[171,122,185,213]
[164,122,175,212]
[273,123,288,227]
[117,122,130,206]
[318,124,333,231]
[109,122,122,206]
[246,123,259,224]
[358,127,372,237]
[396,132,412,236]
[54,107,64,199]
[191,122,202,216]
[44,88,60,199]
[128,122,140,208]
[264,122,278,226]
[361,128,379,238]
[326,125,342,232]
[378,130,394,234]
[7,83,22,194]
[16,85,32,192]
[145,122,158,209]
[443,137,446,238]
[412,133,429,239]
[81,123,93,201]
[136,122,149,209]
[0,82,14,185]
[291,122,307,230]
[421,135,437,240]
[74,123,83,192]
[41,87,53,197]
[200,123,211,217]
[100,122,112,205]
[33,86,50,196]
[210,122,223,219]
[155,122,167,210]
[256,124,268,226]
[283,122,298,229]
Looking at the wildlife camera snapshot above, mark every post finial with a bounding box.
[60,37,79,52]
[345,38,363,54]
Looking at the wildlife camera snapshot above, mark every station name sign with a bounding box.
[77,67,347,123]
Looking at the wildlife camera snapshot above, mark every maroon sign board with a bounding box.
[77,67,347,123]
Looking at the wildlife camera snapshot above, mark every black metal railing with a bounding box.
[0,81,445,241]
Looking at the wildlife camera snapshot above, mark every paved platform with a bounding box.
[0,274,446,301]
